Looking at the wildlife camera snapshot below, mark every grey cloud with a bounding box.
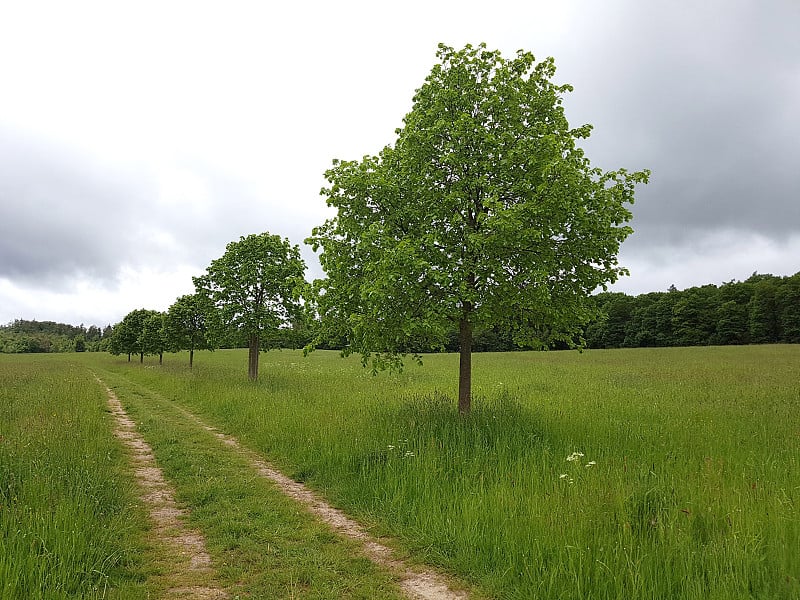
[559,1,800,247]
[0,131,146,285]
[0,131,313,291]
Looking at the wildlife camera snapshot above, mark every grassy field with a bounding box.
[2,346,798,598]
[0,355,151,599]
[86,345,799,599]
[0,354,407,599]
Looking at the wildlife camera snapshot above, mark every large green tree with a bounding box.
[308,43,649,413]
[194,233,306,380]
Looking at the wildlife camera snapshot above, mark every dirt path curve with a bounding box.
[96,376,228,600]
[169,404,470,600]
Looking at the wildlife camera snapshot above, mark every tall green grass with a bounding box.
[0,355,150,599]
[87,345,800,599]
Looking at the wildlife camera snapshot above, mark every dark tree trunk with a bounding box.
[248,334,260,381]
[139,352,144,363]
[458,317,472,415]
[159,351,163,365]
[189,347,194,369]
[127,353,131,362]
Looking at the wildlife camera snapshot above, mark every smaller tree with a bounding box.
[166,294,213,368]
[110,309,159,362]
[139,312,168,364]
[194,232,307,380]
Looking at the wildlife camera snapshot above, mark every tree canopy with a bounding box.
[194,232,306,380]
[165,293,213,368]
[109,308,160,362]
[308,43,649,412]
[585,272,800,349]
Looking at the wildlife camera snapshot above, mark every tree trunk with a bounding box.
[189,348,194,369]
[248,334,260,381]
[139,352,144,363]
[127,353,131,362]
[458,317,472,414]
[159,351,163,365]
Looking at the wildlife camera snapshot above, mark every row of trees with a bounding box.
[54,44,800,414]
[15,267,796,359]
[111,43,649,415]
[0,320,113,353]
[110,233,309,377]
[110,302,208,366]
[109,267,800,367]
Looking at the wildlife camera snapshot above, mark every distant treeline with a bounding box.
[3,270,799,355]
[0,320,113,353]
[400,271,800,352]
[585,271,800,349]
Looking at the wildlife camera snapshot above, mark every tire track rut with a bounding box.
[177,407,470,600]
[97,376,228,599]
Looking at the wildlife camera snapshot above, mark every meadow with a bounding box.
[2,346,798,598]
[0,356,150,598]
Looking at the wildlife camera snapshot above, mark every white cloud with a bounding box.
[0,264,198,326]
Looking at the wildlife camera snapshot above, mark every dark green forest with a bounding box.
[584,271,800,349]
[2,271,798,354]
[436,271,800,352]
[0,320,113,353]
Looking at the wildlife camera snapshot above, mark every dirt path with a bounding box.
[174,408,470,600]
[96,376,228,600]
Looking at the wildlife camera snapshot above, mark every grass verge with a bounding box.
[0,355,151,599]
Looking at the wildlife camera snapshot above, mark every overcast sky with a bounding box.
[1,0,798,327]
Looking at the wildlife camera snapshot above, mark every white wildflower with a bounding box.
[559,473,569,480]
[585,461,597,468]
[566,452,585,462]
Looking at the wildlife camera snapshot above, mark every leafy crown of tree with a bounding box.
[193,232,307,380]
[308,43,649,408]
